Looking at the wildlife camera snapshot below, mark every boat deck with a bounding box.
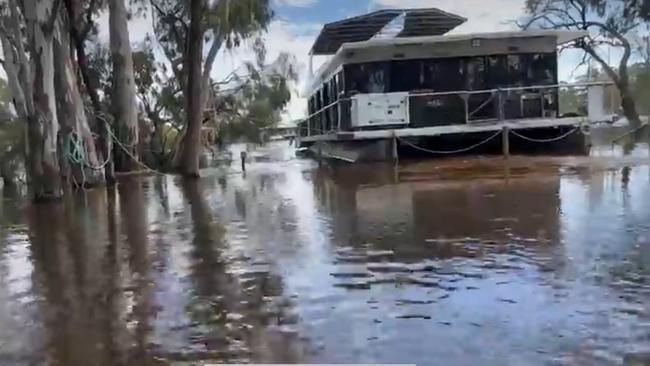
[299,116,592,143]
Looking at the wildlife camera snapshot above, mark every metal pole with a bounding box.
[463,94,469,124]
[392,132,399,165]
[497,89,504,121]
[502,126,510,159]
[317,147,323,167]
[240,151,247,172]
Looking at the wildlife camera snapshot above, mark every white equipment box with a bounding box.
[351,92,409,128]
[587,84,606,122]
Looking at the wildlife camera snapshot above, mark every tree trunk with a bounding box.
[8,0,34,115]
[0,30,29,120]
[583,42,642,129]
[63,0,115,183]
[0,155,19,195]
[53,19,105,187]
[616,68,642,129]
[109,0,139,172]
[24,0,63,201]
[200,38,222,112]
[173,0,204,177]
[619,82,642,128]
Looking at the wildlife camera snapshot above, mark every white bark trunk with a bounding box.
[8,0,34,115]
[200,38,222,112]
[24,0,62,200]
[109,0,139,171]
[0,30,28,120]
[54,19,105,186]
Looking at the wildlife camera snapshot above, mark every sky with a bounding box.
[101,0,595,126]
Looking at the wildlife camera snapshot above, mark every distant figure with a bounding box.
[240,151,247,172]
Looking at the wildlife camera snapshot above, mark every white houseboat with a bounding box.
[297,8,613,162]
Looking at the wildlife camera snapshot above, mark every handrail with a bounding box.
[299,81,615,132]
[408,81,613,98]
[304,98,349,122]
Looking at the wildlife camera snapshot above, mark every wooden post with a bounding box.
[496,89,504,120]
[502,126,510,159]
[317,147,322,167]
[240,151,247,172]
[392,132,399,165]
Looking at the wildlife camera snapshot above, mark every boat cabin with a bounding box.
[300,8,587,139]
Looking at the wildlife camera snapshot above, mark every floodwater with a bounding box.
[1,138,649,365]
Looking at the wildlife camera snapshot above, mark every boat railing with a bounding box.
[298,81,616,137]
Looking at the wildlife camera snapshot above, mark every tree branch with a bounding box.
[150,0,188,33]
[80,0,98,38]
[568,49,589,79]
[581,43,620,84]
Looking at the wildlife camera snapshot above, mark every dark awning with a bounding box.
[310,8,467,55]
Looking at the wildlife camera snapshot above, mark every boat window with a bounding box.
[488,55,508,88]
[465,56,487,90]
[525,53,556,85]
[336,72,344,97]
[322,82,330,107]
[329,77,337,102]
[390,60,424,92]
[315,88,322,111]
[506,55,524,85]
[424,58,465,92]
[345,62,389,94]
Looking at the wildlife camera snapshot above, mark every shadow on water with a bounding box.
[0,139,648,365]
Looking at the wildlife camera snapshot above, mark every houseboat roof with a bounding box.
[304,29,588,96]
[310,8,467,55]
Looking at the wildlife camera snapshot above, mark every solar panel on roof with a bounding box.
[310,8,467,55]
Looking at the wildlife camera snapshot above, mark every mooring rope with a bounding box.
[509,127,580,143]
[64,131,112,170]
[64,114,165,186]
[610,123,648,144]
[101,120,165,175]
[397,129,503,155]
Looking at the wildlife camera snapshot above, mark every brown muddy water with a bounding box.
[1,139,649,366]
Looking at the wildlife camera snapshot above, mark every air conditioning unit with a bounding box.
[350,92,410,128]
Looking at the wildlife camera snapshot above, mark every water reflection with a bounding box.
[0,145,648,365]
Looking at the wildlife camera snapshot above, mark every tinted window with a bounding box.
[425,58,465,91]
[524,53,556,85]
[465,57,487,90]
[345,62,389,94]
[390,60,424,92]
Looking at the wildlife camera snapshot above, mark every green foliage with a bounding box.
[86,42,113,110]
[631,64,650,115]
[559,63,650,115]
[132,38,181,126]
[213,52,298,143]
[209,0,273,49]
[143,0,295,145]
[559,84,587,116]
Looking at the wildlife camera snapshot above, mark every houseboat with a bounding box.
[297,8,613,162]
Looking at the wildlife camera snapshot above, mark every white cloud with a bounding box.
[96,8,155,44]
[274,0,318,7]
